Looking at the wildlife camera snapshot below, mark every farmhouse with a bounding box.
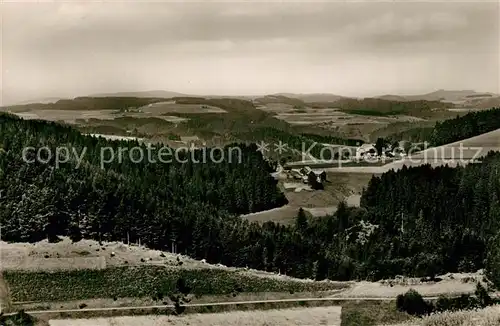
[290,169,303,180]
[356,144,377,160]
[276,165,327,186]
[300,166,326,183]
[392,146,406,157]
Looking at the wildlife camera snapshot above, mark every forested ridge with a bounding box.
[385,107,500,145]
[429,107,500,146]
[4,96,168,111]
[360,160,500,282]
[332,98,452,116]
[1,113,500,286]
[170,98,362,159]
[0,113,287,243]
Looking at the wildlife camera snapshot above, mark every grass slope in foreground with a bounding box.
[4,266,345,302]
[43,302,411,326]
[394,304,500,326]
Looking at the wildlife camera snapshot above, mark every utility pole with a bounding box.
[401,211,405,234]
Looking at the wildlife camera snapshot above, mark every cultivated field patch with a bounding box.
[0,238,227,272]
[3,257,105,271]
[241,205,299,225]
[4,266,346,302]
[390,304,500,326]
[12,110,116,123]
[242,172,372,224]
[1,238,348,305]
[255,103,296,113]
[141,101,227,114]
[273,109,424,127]
[303,206,337,217]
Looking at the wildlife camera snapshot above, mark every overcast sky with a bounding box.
[1,0,499,105]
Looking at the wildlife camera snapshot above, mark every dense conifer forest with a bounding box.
[385,107,500,145]
[1,113,499,287]
[429,108,500,146]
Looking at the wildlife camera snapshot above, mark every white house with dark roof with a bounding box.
[356,143,377,160]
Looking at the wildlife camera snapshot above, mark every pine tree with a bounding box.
[295,208,308,231]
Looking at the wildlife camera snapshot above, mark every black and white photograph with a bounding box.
[0,0,499,325]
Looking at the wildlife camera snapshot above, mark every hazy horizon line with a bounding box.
[3,87,499,107]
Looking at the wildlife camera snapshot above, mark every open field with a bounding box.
[140,101,227,114]
[0,238,210,271]
[0,238,343,283]
[0,274,10,313]
[391,305,500,326]
[242,172,372,224]
[368,120,436,142]
[2,99,226,126]
[5,109,188,127]
[256,103,428,143]
[255,103,296,113]
[4,265,345,302]
[402,127,500,159]
[30,300,411,326]
[333,122,393,141]
[285,173,371,208]
[47,306,343,326]
[2,239,485,311]
[271,109,423,127]
[267,105,465,142]
[11,110,117,123]
[0,238,347,307]
[241,205,299,225]
[342,301,412,326]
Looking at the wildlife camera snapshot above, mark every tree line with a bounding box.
[331,98,452,116]
[429,107,500,146]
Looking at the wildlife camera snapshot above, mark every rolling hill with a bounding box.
[91,90,188,98]
[273,93,346,103]
[376,89,498,105]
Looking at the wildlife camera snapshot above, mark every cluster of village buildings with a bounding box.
[272,142,409,190]
[288,166,327,184]
[355,142,407,160]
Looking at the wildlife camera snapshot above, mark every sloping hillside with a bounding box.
[330,97,452,116]
[2,97,169,111]
[91,90,188,98]
[254,95,306,107]
[273,93,345,103]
